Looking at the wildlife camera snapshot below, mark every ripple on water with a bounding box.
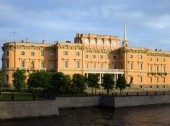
[0,104,170,126]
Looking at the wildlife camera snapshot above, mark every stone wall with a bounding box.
[0,101,59,119]
[55,96,101,108]
[55,95,170,108]
[114,95,170,107]
[1,95,170,119]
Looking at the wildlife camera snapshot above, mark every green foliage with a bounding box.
[0,69,3,86]
[12,69,26,92]
[102,74,114,94]
[87,74,100,94]
[71,74,86,93]
[116,75,127,93]
[50,72,71,94]
[27,71,51,92]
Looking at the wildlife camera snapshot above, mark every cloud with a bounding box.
[144,15,170,29]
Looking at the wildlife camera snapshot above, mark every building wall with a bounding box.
[2,42,56,86]
[2,33,170,88]
[120,47,170,87]
[2,33,122,87]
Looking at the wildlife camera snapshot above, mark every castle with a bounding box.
[2,25,170,89]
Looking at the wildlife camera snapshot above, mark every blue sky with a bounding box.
[1,0,170,66]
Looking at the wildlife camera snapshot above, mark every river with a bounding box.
[0,104,170,126]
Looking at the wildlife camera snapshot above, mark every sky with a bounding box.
[1,0,170,66]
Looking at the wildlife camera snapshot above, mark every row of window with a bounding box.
[63,51,80,56]
[63,60,80,69]
[20,60,54,69]
[138,76,166,83]
[63,61,123,69]
[83,39,117,46]
[129,63,166,72]
[20,50,47,56]
[129,54,166,61]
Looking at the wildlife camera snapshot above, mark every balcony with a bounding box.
[147,71,167,76]
[84,69,124,74]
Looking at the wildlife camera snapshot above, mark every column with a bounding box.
[99,73,102,84]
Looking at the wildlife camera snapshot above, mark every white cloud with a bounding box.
[145,15,170,29]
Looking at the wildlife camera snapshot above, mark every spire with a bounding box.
[122,20,128,47]
[124,20,128,41]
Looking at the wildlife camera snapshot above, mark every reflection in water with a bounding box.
[0,104,170,126]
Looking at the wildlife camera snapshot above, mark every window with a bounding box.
[64,51,68,55]
[113,56,116,59]
[121,55,123,59]
[138,76,142,83]
[138,55,142,59]
[6,59,9,68]
[149,77,152,83]
[129,62,133,70]
[92,55,96,58]
[162,65,165,72]
[130,54,133,58]
[156,65,159,72]
[31,52,35,56]
[139,63,143,70]
[64,60,69,68]
[92,63,96,70]
[99,63,103,70]
[21,61,25,68]
[100,55,103,59]
[162,58,165,61]
[84,63,88,70]
[85,54,88,58]
[49,61,54,69]
[41,61,45,68]
[6,74,9,82]
[156,77,159,83]
[6,51,9,56]
[163,77,165,83]
[106,64,109,70]
[149,58,152,61]
[113,64,116,69]
[21,51,25,55]
[41,50,45,56]
[156,58,158,61]
[50,49,54,56]
[76,52,80,56]
[149,65,152,72]
[30,61,35,69]
[75,60,80,68]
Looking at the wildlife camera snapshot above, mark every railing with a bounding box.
[55,91,170,97]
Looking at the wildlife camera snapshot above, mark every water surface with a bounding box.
[0,104,170,126]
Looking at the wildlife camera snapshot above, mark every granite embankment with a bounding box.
[0,101,59,119]
[55,95,170,108]
[0,94,170,119]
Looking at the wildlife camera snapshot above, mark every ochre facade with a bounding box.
[2,33,170,88]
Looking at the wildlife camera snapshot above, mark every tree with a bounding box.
[50,72,71,94]
[27,71,51,92]
[0,69,3,94]
[71,74,86,94]
[102,74,114,95]
[116,75,127,94]
[13,69,26,92]
[87,74,99,94]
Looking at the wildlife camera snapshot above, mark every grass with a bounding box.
[0,92,43,101]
